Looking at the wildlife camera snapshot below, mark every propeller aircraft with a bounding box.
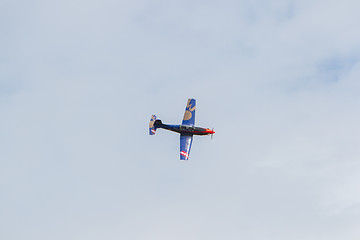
[149,98,215,160]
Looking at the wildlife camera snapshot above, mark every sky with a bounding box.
[1,0,360,239]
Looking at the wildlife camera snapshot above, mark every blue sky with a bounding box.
[1,0,360,239]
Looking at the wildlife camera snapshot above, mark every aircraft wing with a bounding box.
[180,134,193,160]
[182,98,196,126]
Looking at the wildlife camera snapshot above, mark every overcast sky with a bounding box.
[1,0,360,239]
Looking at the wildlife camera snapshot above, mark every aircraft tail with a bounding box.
[149,115,157,135]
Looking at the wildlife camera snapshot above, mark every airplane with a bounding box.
[149,98,215,160]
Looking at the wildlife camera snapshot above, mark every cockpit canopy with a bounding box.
[179,125,206,131]
[180,125,194,130]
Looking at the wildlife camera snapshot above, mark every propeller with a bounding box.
[211,128,214,140]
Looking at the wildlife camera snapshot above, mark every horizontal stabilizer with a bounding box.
[149,115,157,135]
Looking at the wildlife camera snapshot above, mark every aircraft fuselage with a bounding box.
[155,121,214,136]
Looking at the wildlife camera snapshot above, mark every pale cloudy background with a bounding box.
[1,0,360,239]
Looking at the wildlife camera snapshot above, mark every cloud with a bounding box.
[1,0,360,239]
